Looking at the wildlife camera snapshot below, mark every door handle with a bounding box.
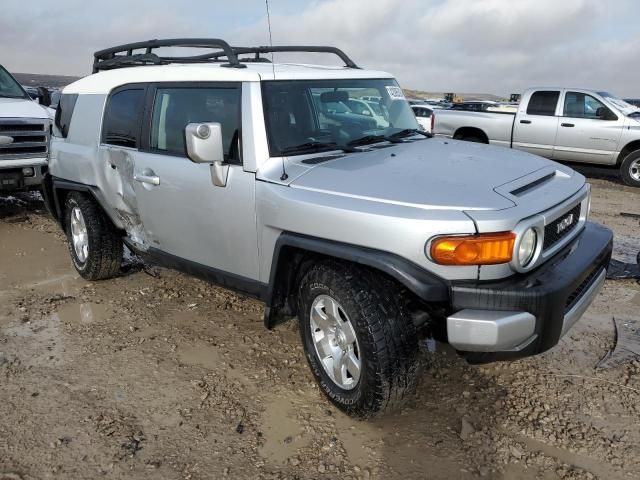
[134,172,160,186]
[519,120,531,124]
[561,122,575,128]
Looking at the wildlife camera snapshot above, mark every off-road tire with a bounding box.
[64,192,123,280]
[620,150,640,188]
[297,261,420,418]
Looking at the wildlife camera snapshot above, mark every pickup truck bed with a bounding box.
[433,87,640,187]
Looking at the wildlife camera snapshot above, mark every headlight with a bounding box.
[518,228,537,267]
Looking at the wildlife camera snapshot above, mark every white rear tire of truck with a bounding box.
[620,150,640,188]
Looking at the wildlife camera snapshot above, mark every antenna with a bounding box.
[265,0,288,181]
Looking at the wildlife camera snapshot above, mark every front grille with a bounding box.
[0,119,49,160]
[565,267,601,312]
[543,204,581,250]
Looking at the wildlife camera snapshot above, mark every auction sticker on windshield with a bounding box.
[386,86,405,100]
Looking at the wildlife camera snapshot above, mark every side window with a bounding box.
[102,88,145,148]
[150,86,241,161]
[564,92,617,120]
[526,91,560,116]
[53,93,78,138]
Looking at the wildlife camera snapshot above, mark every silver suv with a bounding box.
[44,39,613,418]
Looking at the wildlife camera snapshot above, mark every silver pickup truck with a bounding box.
[434,88,640,187]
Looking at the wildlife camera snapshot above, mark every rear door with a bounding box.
[512,90,560,158]
[553,90,624,164]
[100,82,259,281]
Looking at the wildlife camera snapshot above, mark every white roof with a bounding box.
[64,62,395,95]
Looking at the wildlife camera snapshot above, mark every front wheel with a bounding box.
[620,150,640,187]
[297,261,420,418]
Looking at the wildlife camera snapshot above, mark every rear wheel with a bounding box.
[297,261,420,418]
[620,150,640,187]
[64,192,123,280]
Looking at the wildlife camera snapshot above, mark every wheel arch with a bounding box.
[264,232,450,329]
[50,177,122,232]
[453,127,489,143]
[616,140,640,165]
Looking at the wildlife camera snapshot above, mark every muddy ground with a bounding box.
[0,169,639,480]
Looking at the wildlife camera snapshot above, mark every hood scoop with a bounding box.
[510,171,557,197]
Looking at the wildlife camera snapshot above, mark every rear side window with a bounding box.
[526,91,560,116]
[102,88,145,148]
[53,93,78,138]
[150,86,241,161]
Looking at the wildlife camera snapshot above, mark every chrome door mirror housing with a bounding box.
[185,122,228,187]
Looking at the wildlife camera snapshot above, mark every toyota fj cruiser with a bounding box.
[44,39,613,418]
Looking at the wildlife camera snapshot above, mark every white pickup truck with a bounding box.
[0,65,51,192]
[433,88,640,187]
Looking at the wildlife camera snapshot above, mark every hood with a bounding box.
[289,138,558,211]
[0,97,50,119]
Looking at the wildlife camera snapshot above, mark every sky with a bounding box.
[1,0,639,96]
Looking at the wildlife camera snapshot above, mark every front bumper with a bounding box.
[448,222,613,362]
[0,161,47,191]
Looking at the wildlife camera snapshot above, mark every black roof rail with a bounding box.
[227,46,360,69]
[92,38,246,73]
[92,39,360,73]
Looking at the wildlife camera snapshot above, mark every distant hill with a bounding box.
[11,73,81,89]
[403,88,506,102]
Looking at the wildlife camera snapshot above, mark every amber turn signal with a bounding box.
[430,232,516,266]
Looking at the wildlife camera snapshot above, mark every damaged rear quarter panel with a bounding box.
[50,93,146,246]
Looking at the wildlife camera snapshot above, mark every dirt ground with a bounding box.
[1,169,639,480]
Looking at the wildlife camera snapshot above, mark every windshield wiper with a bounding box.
[280,141,360,156]
[0,94,27,99]
[388,128,433,139]
[346,135,387,147]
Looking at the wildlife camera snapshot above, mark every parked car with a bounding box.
[344,98,389,127]
[45,39,612,418]
[434,88,640,187]
[624,98,640,108]
[411,104,434,132]
[0,66,51,192]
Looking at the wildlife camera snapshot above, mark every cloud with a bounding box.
[1,0,639,96]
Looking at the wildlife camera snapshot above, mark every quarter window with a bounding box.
[53,93,78,138]
[526,91,560,116]
[150,86,241,161]
[102,88,145,148]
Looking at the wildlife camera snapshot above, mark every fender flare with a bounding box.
[264,232,450,328]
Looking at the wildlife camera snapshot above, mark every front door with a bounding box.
[553,91,624,164]
[130,83,259,281]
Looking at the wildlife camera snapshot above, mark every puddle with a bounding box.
[258,395,311,464]
[178,344,223,370]
[4,313,65,367]
[0,224,72,288]
[57,302,109,325]
[333,410,380,467]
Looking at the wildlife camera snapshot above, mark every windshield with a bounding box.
[262,78,419,156]
[596,91,640,116]
[0,66,28,99]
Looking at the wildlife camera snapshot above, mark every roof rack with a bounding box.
[92,38,246,73]
[92,39,360,72]
[214,46,360,69]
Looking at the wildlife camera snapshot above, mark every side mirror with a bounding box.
[596,107,617,121]
[36,87,51,107]
[185,122,228,187]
